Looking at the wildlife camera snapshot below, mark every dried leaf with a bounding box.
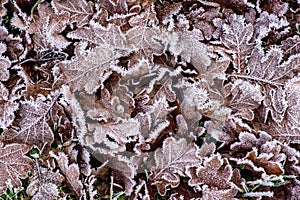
[150,137,200,195]
[0,101,19,131]
[221,13,254,70]
[0,144,33,194]
[253,11,289,41]
[225,79,264,120]
[201,185,238,200]
[1,95,56,150]
[0,0,8,24]
[156,1,182,28]
[27,166,65,200]
[0,55,10,81]
[67,22,129,53]
[90,118,140,154]
[245,148,284,175]
[191,7,223,40]
[125,5,166,63]
[263,77,300,139]
[230,47,300,123]
[0,82,19,130]
[97,0,128,14]
[28,2,70,51]
[109,155,136,195]
[187,154,232,190]
[50,151,83,198]
[169,30,211,72]
[56,45,114,93]
[282,35,300,58]
[0,27,24,61]
[230,131,272,153]
[51,0,94,27]
[258,0,288,16]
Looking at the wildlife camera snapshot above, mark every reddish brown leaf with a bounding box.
[246,149,284,175]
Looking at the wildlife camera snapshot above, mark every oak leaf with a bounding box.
[221,13,254,70]
[0,83,19,130]
[230,131,272,153]
[245,148,284,175]
[225,79,264,120]
[90,118,141,154]
[150,137,200,195]
[67,22,129,54]
[56,44,114,93]
[230,46,300,123]
[97,0,128,14]
[262,77,300,140]
[187,154,232,190]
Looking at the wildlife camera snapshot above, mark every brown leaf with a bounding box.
[156,1,182,28]
[123,5,167,65]
[58,26,133,93]
[28,2,70,51]
[230,46,300,123]
[0,55,10,81]
[0,27,24,61]
[201,185,238,200]
[50,151,83,198]
[26,166,65,200]
[225,79,264,120]
[191,7,223,41]
[221,13,254,70]
[0,82,19,131]
[0,101,19,131]
[188,154,232,190]
[109,155,136,195]
[56,45,113,93]
[258,0,288,16]
[97,0,128,14]
[253,11,289,42]
[169,30,211,72]
[282,35,300,58]
[67,22,129,51]
[261,77,300,140]
[1,95,56,150]
[0,144,33,194]
[230,131,272,153]
[246,149,284,175]
[90,118,140,154]
[51,0,94,27]
[0,0,8,24]
[150,137,201,195]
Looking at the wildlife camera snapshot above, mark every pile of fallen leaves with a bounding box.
[0,0,300,199]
